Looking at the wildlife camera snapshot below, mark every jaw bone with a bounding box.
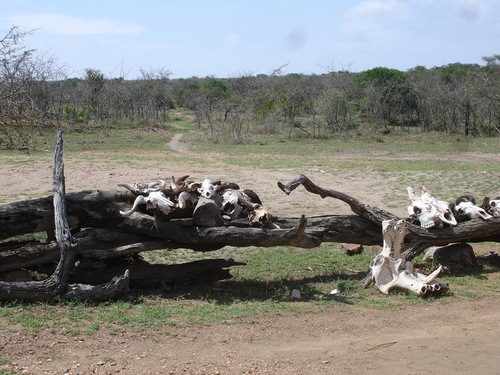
[370,219,449,296]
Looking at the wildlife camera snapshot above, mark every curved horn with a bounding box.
[423,265,443,284]
[119,195,146,216]
[455,194,476,205]
[236,191,256,210]
[117,182,137,192]
[215,182,240,192]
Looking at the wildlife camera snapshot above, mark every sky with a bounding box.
[1,0,498,79]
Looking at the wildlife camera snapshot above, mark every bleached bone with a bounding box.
[379,219,408,259]
[481,197,500,217]
[119,195,147,216]
[158,175,191,193]
[119,191,175,216]
[178,191,199,209]
[198,178,217,199]
[489,199,500,217]
[219,187,278,228]
[454,201,492,221]
[220,189,245,220]
[219,189,257,219]
[370,219,449,296]
[394,264,448,296]
[117,181,160,194]
[248,204,280,229]
[407,187,457,228]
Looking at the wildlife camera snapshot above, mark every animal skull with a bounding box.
[118,176,274,227]
[407,187,457,228]
[454,201,492,221]
[177,191,199,210]
[481,197,500,217]
[220,189,245,220]
[198,178,217,199]
[119,191,175,216]
[490,199,500,217]
[248,204,279,229]
[117,181,160,194]
[219,189,278,228]
[369,219,449,296]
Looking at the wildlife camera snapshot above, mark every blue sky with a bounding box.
[1,0,498,79]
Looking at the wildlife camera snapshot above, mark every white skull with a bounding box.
[120,191,175,216]
[221,189,244,220]
[177,191,199,209]
[455,201,492,221]
[198,178,216,199]
[487,199,500,217]
[407,187,457,228]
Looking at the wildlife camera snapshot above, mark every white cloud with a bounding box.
[8,13,146,35]
[346,0,412,20]
[341,0,414,50]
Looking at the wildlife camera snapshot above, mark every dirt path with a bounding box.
[167,133,190,154]
[1,298,498,374]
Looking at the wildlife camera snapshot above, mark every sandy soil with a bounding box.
[0,134,499,375]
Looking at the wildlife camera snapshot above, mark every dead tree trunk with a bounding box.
[0,131,130,301]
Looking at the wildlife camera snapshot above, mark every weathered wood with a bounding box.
[0,229,170,272]
[402,217,500,262]
[0,190,130,242]
[64,270,130,301]
[192,196,225,227]
[1,189,498,272]
[278,173,399,225]
[0,214,376,273]
[277,174,500,261]
[0,132,131,301]
[50,130,78,290]
[0,239,60,272]
[0,130,76,301]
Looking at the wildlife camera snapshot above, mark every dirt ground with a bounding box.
[0,134,499,375]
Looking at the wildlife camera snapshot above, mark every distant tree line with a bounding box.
[1,27,499,149]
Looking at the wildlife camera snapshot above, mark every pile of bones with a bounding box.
[406,186,499,229]
[369,187,499,297]
[118,175,277,228]
[118,178,499,297]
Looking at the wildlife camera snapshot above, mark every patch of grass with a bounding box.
[0,251,498,337]
[185,132,500,173]
[0,358,10,365]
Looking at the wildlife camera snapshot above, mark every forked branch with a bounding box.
[0,131,130,301]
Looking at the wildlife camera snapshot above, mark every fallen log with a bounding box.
[1,186,498,270]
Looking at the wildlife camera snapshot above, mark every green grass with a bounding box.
[0,112,499,339]
[183,131,500,174]
[2,245,496,338]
